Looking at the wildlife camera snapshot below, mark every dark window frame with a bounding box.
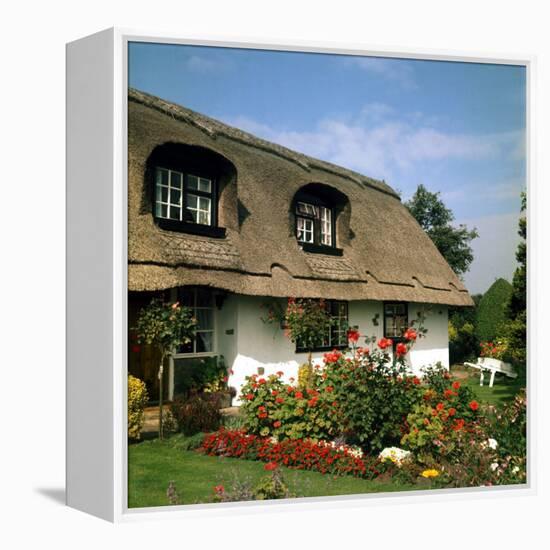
[153,165,226,238]
[295,300,349,353]
[294,193,342,254]
[383,301,409,343]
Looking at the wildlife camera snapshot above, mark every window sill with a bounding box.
[295,345,348,353]
[156,218,226,238]
[172,351,218,359]
[300,242,343,256]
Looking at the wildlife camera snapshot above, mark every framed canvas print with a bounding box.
[66,28,533,522]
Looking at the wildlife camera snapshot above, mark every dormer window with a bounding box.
[296,202,333,246]
[293,186,343,256]
[147,143,237,239]
[155,167,214,226]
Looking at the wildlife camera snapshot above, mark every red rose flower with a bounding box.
[452,381,461,390]
[404,328,417,341]
[295,391,304,399]
[395,342,407,357]
[469,400,479,411]
[245,393,254,400]
[448,407,456,416]
[272,390,279,396]
[213,484,225,495]
[325,386,334,393]
[258,378,266,385]
[377,338,393,350]
[275,397,284,404]
[347,328,360,343]
[273,421,281,428]
[412,376,421,385]
[436,402,444,412]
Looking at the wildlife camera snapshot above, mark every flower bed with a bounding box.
[201,429,381,479]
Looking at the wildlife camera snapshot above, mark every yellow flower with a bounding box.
[421,469,440,478]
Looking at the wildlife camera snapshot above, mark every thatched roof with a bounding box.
[128,88,473,307]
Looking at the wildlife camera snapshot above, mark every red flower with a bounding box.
[436,402,444,412]
[404,328,417,341]
[258,412,268,419]
[395,342,407,357]
[325,386,334,393]
[213,484,225,495]
[347,328,360,343]
[307,398,317,407]
[448,407,456,416]
[258,378,266,384]
[264,462,278,471]
[324,350,343,364]
[245,393,254,400]
[452,418,465,431]
[272,390,279,396]
[273,421,282,428]
[444,389,454,398]
[275,397,284,404]
[423,418,430,426]
[452,381,461,390]
[469,400,479,411]
[412,376,421,385]
[295,391,304,399]
[377,338,393,350]
[276,371,284,377]
[222,376,228,382]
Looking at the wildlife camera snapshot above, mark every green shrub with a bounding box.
[171,393,222,436]
[476,278,513,342]
[173,356,226,398]
[449,321,478,364]
[128,374,149,440]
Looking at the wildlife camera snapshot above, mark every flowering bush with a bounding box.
[239,372,338,441]
[480,341,508,360]
[263,298,340,365]
[401,365,479,459]
[202,429,381,479]
[378,447,411,467]
[321,332,423,452]
[128,374,148,440]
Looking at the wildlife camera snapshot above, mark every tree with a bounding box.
[475,278,513,343]
[405,184,478,277]
[499,193,527,370]
[134,298,197,439]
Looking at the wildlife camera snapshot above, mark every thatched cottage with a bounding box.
[128,88,473,401]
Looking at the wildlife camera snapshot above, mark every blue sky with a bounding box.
[129,42,526,294]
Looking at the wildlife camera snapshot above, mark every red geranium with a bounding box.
[275,397,284,404]
[295,391,304,399]
[273,421,282,428]
[452,381,461,390]
[448,407,456,416]
[469,400,479,411]
[347,328,360,343]
[245,393,254,400]
[412,376,421,385]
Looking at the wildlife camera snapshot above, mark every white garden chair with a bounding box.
[463,357,517,387]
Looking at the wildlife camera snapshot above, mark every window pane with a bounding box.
[177,340,193,354]
[198,177,212,193]
[170,188,181,204]
[186,193,198,209]
[188,175,199,190]
[186,208,198,223]
[156,168,169,186]
[199,196,211,211]
[158,204,168,218]
[169,206,181,220]
[196,308,213,330]
[171,171,183,189]
[196,331,213,352]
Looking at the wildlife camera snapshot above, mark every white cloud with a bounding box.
[185,55,227,73]
[345,57,418,90]
[221,106,524,182]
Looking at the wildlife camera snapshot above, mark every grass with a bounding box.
[451,365,525,407]
[128,434,415,508]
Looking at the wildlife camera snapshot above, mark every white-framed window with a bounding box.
[155,167,214,226]
[295,200,334,247]
[297,216,314,243]
[296,300,348,351]
[175,287,216,355]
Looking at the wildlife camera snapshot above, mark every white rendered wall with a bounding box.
[225,296,449,400]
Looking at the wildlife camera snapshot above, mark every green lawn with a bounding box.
[451,365,525,407]
[128,435,415,508]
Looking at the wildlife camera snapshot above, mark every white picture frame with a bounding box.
[66,27,535,522]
